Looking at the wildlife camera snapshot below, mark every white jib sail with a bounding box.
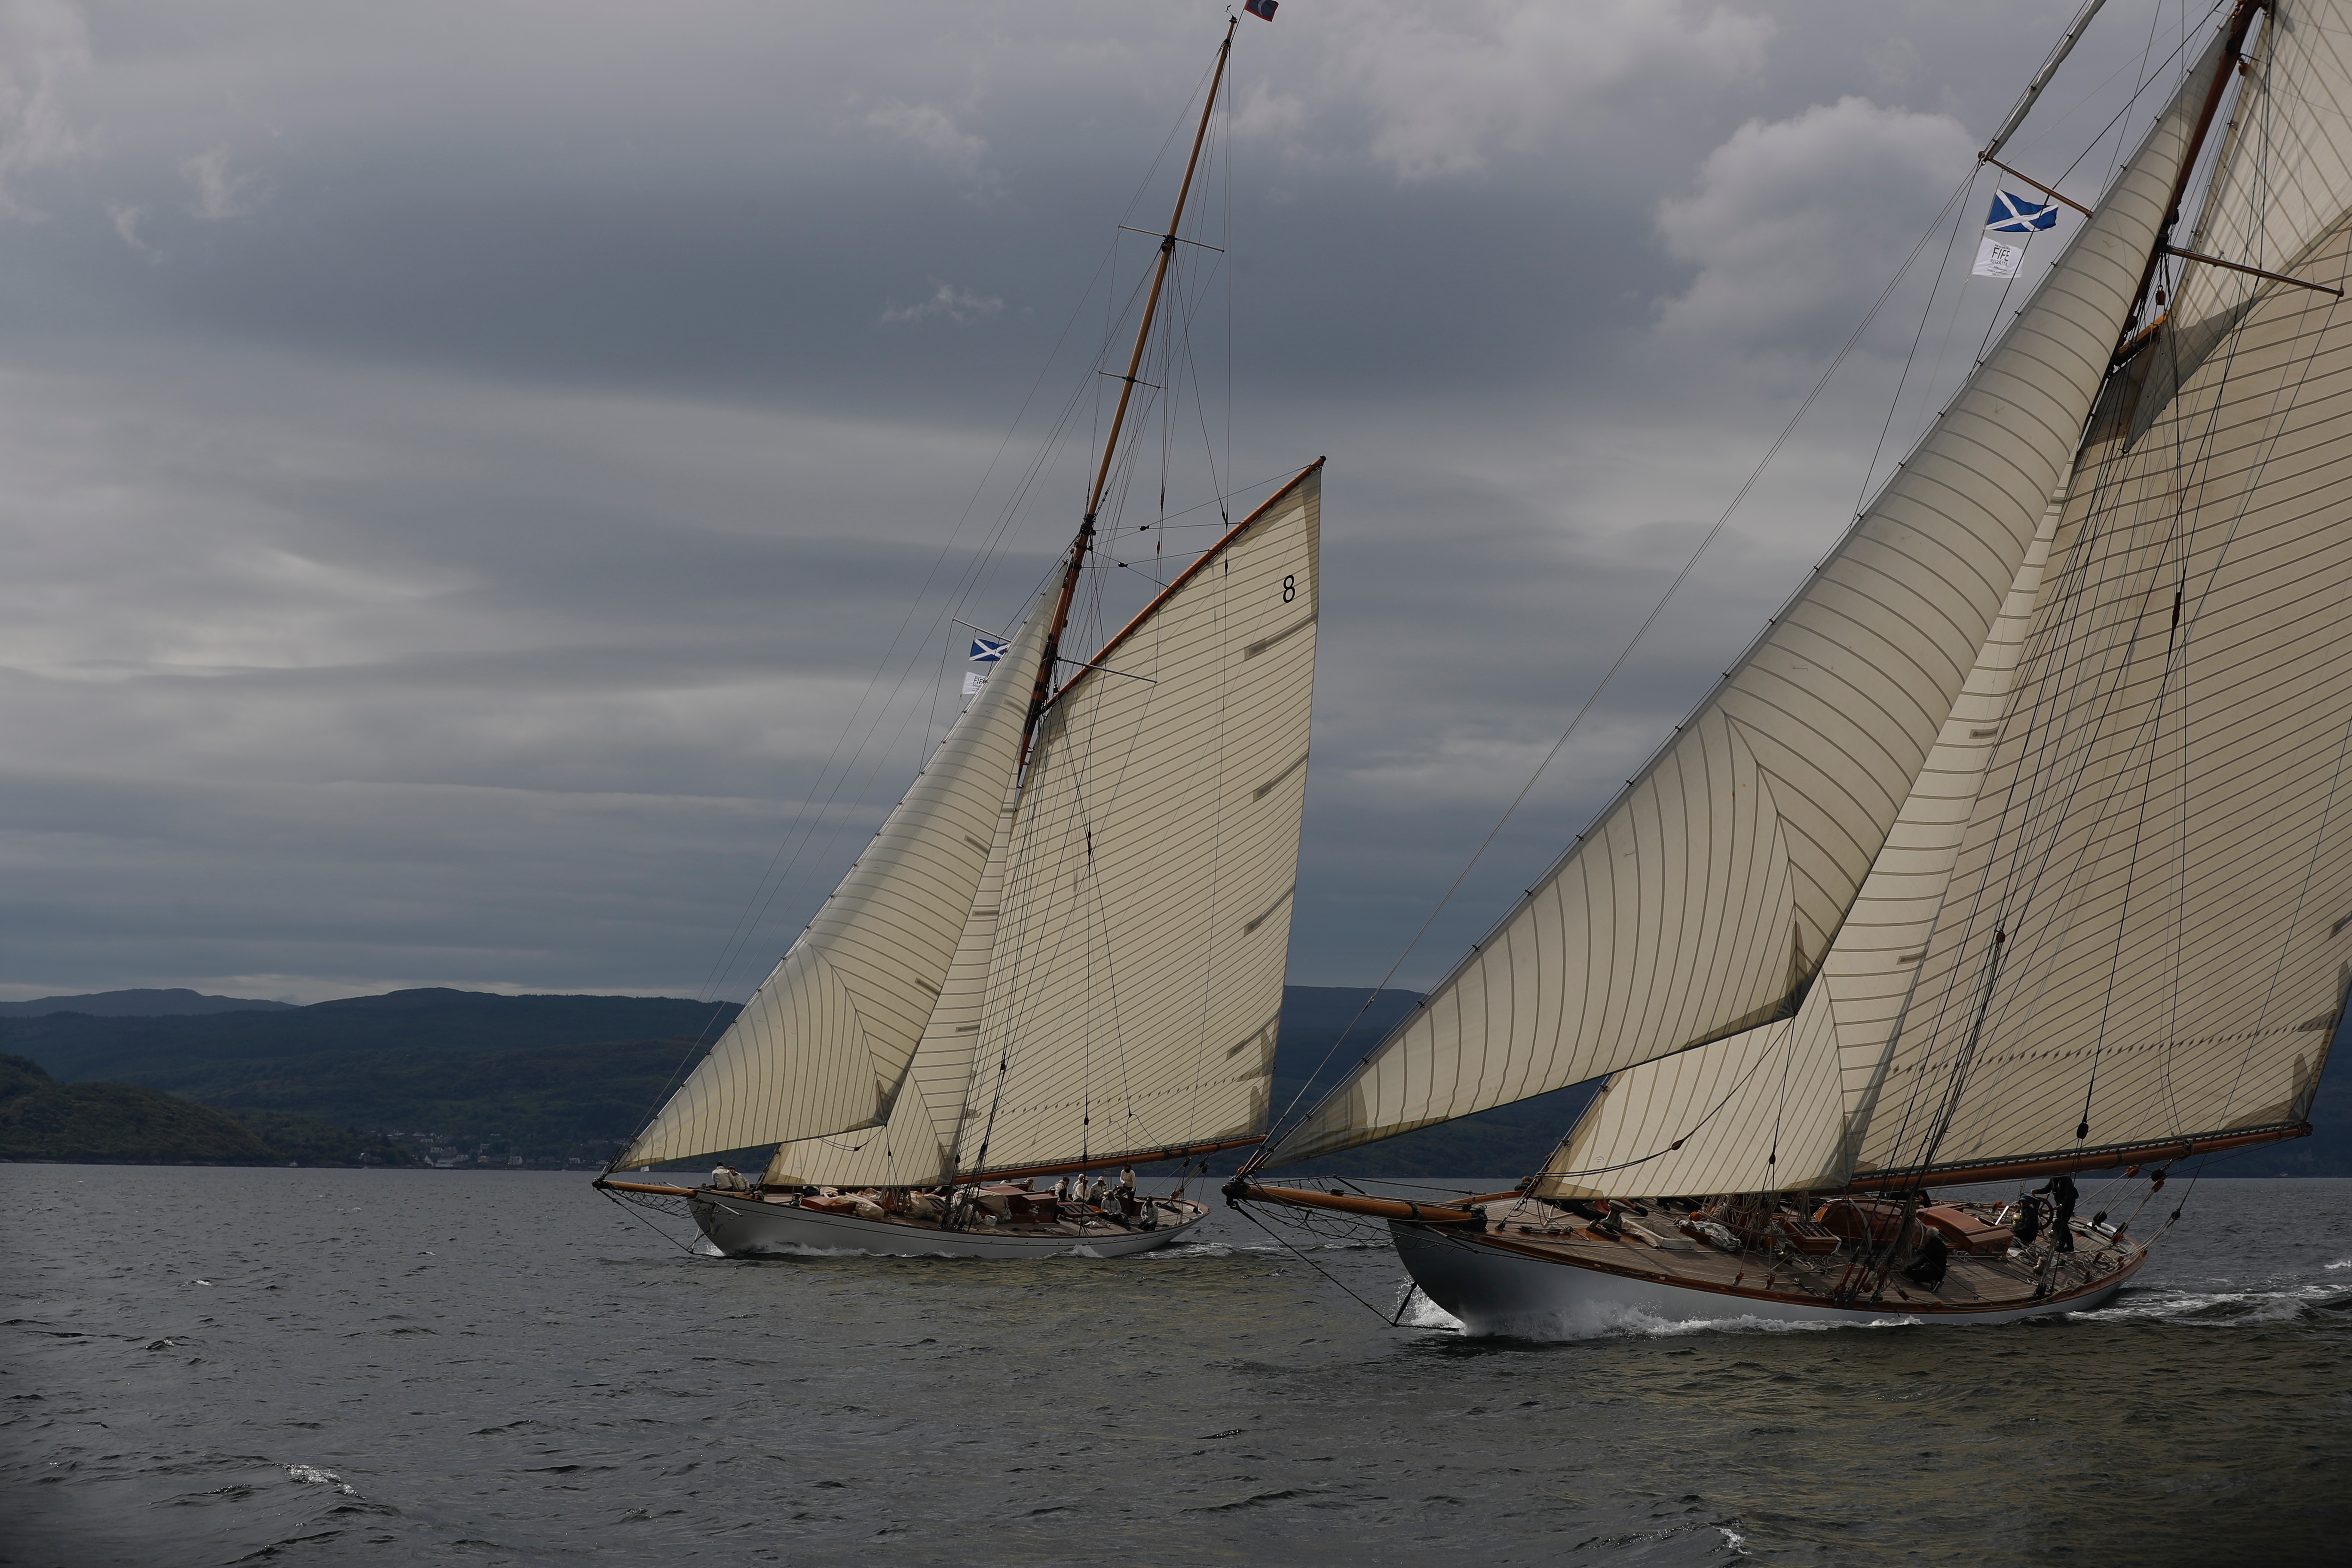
[1265,34,2233,1169]
[761,776,1021,1188]
[613,587,1055,1170]
[1542,486,2070,1198]
[953,466,1322,1176]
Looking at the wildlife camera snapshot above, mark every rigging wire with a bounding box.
[1227,1199,1413,1325]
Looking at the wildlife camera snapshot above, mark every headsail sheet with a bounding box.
[1265,39,2233,1169]
[612,589,1054,1170]
[952,466,1322,1175]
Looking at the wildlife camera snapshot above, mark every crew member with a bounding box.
[2032,1173,2079,1253]
[1902,1229,1950,1289]
[710,1163,749,1192]
[2011,1192,2043,1249]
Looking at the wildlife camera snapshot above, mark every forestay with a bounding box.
[954,466,1322,1176]
[612,589,1054,1171]
[1266,36,2231,1169]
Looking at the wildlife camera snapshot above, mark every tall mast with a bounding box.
[1022,17,1239,758]
[2117,0,2268,346]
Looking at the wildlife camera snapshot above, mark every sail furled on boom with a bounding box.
[954,466,1321,1176]
[612,589,1054,1171]
[1265,34,2233,1170]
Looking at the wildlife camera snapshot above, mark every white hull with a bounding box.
[1391,1222,2137,1337]
[690,1192,1210,1259]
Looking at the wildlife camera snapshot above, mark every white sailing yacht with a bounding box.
[599,21,1325,1259]
[1237,0,2346,1332]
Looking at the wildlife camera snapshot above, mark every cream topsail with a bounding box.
[1264,31,2235,1170]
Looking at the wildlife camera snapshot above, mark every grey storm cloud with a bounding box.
[0,0,2181,1001]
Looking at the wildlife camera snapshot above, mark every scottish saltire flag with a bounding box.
[969,636,1008,662]
[1245,0,1278,19]
[1984,191,2060,233]
[1972,192,2059,279]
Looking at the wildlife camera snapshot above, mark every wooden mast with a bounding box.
[1021,15,1239,764]
[935,21,1241,1218]
[2116,0,2268,349]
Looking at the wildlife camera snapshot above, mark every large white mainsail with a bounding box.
[1264,31,2236,1169]
[748,468,1321,1188]
[954,466,1321,1176]
[1844,23,2352,1176]
[612,590,1055,1170]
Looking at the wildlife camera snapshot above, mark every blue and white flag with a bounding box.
[1984,191,2060,233]
[968,636,1008,663]
[1973,191,2061,279]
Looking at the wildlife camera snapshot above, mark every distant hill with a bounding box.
[0,1054,414,1167]
[0,988,298,1018]
[2,983,2340,1177]
[1,989,738,1167]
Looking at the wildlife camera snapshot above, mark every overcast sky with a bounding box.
[0,0,2222,1004]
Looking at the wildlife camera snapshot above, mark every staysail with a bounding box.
[953,466,1322,1177]
[1263,31,2236,1169]
[759,775,1022,1189]
[612,590,1054,1170]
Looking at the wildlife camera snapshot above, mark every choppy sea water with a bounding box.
[4,1167,2348,1567]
